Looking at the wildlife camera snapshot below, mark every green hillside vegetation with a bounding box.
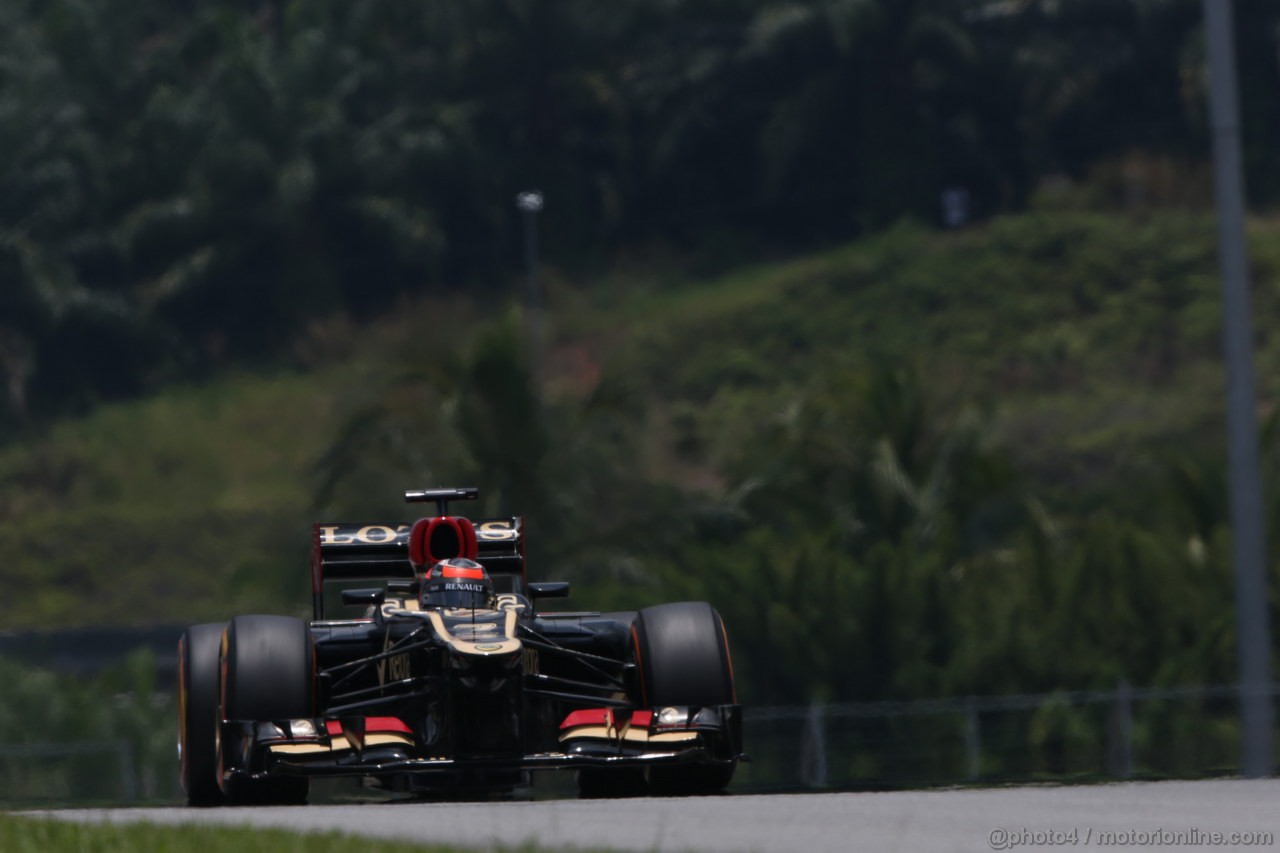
[585,210,1280,502]
[3,210,1280,709]
[7,0,1280,795]
[0,373,343,625]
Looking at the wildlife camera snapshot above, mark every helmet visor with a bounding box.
[422,580,491,610]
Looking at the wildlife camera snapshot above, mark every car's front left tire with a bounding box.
[633,601,737,795]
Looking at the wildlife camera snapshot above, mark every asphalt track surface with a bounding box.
[39,779,1280,852]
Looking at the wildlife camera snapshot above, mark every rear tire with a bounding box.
[178,623,226,806]
[633,601,737,795]
[218,614,314,805]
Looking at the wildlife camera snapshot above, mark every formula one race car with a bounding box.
[177,488,742,804]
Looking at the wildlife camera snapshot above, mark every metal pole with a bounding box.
[1109,679,1133,779]
[964,697,982,781]
[523,206,539,310]
[117,739,138,802]
[1203,0,1274,778]
[800,702,828,788]
[515,190,545,376]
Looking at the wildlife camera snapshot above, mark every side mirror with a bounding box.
[528,581,570,599]
[387,579,420,596]
[342,588,386,607]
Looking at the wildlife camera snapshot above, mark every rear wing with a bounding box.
[309,515,524,620]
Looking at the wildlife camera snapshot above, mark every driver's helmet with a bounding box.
[420,558,494,610]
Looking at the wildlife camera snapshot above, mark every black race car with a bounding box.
[177,487,742,804]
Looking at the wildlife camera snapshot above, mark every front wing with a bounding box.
[219,704,742,782]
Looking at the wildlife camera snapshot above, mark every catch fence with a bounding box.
[735,682,1280,791]
[0,682,1276,804]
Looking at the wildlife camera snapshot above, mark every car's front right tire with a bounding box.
[178,622,226,806]
[218,614,314,805]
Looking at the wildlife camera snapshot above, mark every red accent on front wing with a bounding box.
[324,717,414,736]
[559,709,654,730]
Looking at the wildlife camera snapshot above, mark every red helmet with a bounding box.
[420,558,494,610]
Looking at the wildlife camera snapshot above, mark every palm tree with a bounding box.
[128,4,452,362]
[625,0,994,240]
[726,364,1018,554]
[0,2,164,424]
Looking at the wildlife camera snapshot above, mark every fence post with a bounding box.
[116,740,138,802]
[1109,679,1133,778]
[799,702,828,788]
[965,697,982,781]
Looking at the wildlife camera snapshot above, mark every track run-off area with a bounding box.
[33,779,1280,852]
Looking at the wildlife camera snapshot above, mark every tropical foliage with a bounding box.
[4,0,1280,427]
[0,650,173,803]
[3,3,1280,782]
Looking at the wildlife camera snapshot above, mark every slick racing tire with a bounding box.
[178,622,227,806]
[218,614,314,805]
[633,601,737,795]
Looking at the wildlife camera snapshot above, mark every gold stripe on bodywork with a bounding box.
[267,743,333,755]
[558,726,699,744]
[425,609,521,656]
[268,732,415,755]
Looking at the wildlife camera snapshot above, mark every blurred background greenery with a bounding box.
[3,0,1280,796]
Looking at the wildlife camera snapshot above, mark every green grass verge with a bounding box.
[0,815,549,853]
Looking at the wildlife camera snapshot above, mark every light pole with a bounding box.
[516,190,545,375]
[1203,0,1273,778]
